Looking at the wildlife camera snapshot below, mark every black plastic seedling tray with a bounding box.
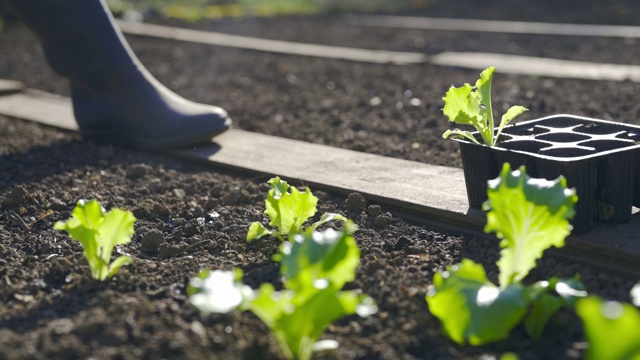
[457,114,640,231]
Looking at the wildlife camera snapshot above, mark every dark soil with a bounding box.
[1,1,639,359]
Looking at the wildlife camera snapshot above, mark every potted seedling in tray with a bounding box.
[443,67,640,231]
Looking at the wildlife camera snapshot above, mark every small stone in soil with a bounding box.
[344,192,367,211]
[140,229,165,249]
[173,188,186,199]
[394,235,414,250]
[367,204,383,217]
[158,243,180,259]
[223,190,239,205]
[48,197,67,211]
[125,163,151,179]
[48,318,75,335]
[4,186,28,206]
[374,213,393,228]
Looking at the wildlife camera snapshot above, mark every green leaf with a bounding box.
[264,177,318,237]
[248,283,374,360]
[71,199,104,229]
[105,256,132,280]
[269,176,290,200]
[426,259,529,345]
[277,187,317,235]
[442,69,492,145]
[98,208,136,262]
[53,199,136,281]
[193,214,372,360]
[524,277,586,339]
[501,105,528,125]
[248,178,352,246]
[524,291,564,339]
[475,67,495,132]
[576,297,640,360]
[442,129,482,144]
[246,222,273,242]
[500,353,519,360]
[442,83,481,126]
[441,67,527,146]
[442,82,491,145]
[484,164,577,287]
[248,283,295,330]
[308,213,347,233]
[281,228,360,290]
[495,105,528,145]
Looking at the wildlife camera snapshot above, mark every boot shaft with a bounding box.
[5,0,143,90]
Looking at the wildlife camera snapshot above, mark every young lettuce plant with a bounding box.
[189,224,377,360]
[247,177,346,242]
[426,163,586,345]
[442,67,528,146]
[54,199,136,281]
[576,283,640,360]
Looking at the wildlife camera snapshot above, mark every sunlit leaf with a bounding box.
[484,164,577,287]
[54,199,135,280]
[426,259,528,345]
[577,296,640,360]
[442,67,527,146]
[281,228,360,289]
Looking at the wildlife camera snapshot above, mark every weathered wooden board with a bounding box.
[0,90,77,130]
[115,20,428,65]
[347,14,640,39]
[431,52,640,82]
[1,88,639,275]
[115,20,640,83]
[174,130,478,228]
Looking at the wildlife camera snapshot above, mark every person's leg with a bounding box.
[6,0,231,149]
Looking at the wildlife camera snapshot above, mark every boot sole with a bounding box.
[80,121,232,151]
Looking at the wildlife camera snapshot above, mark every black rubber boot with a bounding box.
[6,0,231,150]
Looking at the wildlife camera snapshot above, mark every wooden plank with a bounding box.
[115,21,640,83]
[174,130,478,228]
[0,90,77,130]
[115,20,428,65]
[431,52,640,82]
[346,14,640,39]
[1,90,640,275]
[0,79,24,95]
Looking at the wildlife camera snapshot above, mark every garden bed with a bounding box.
[0,114,637,359]
[2,2,640,358]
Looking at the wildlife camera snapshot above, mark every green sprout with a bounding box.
[442,67,528,146]
[247,177,346,242]
[426,164,585,345]
[54,199,136,281]
[189,228,376,360]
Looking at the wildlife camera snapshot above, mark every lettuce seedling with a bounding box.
[442,67,528,146]
[189,227,377,360]
[427,164,585,345]
[247,177,346,242]
[54,199,136,281]
[576,284,640,360]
